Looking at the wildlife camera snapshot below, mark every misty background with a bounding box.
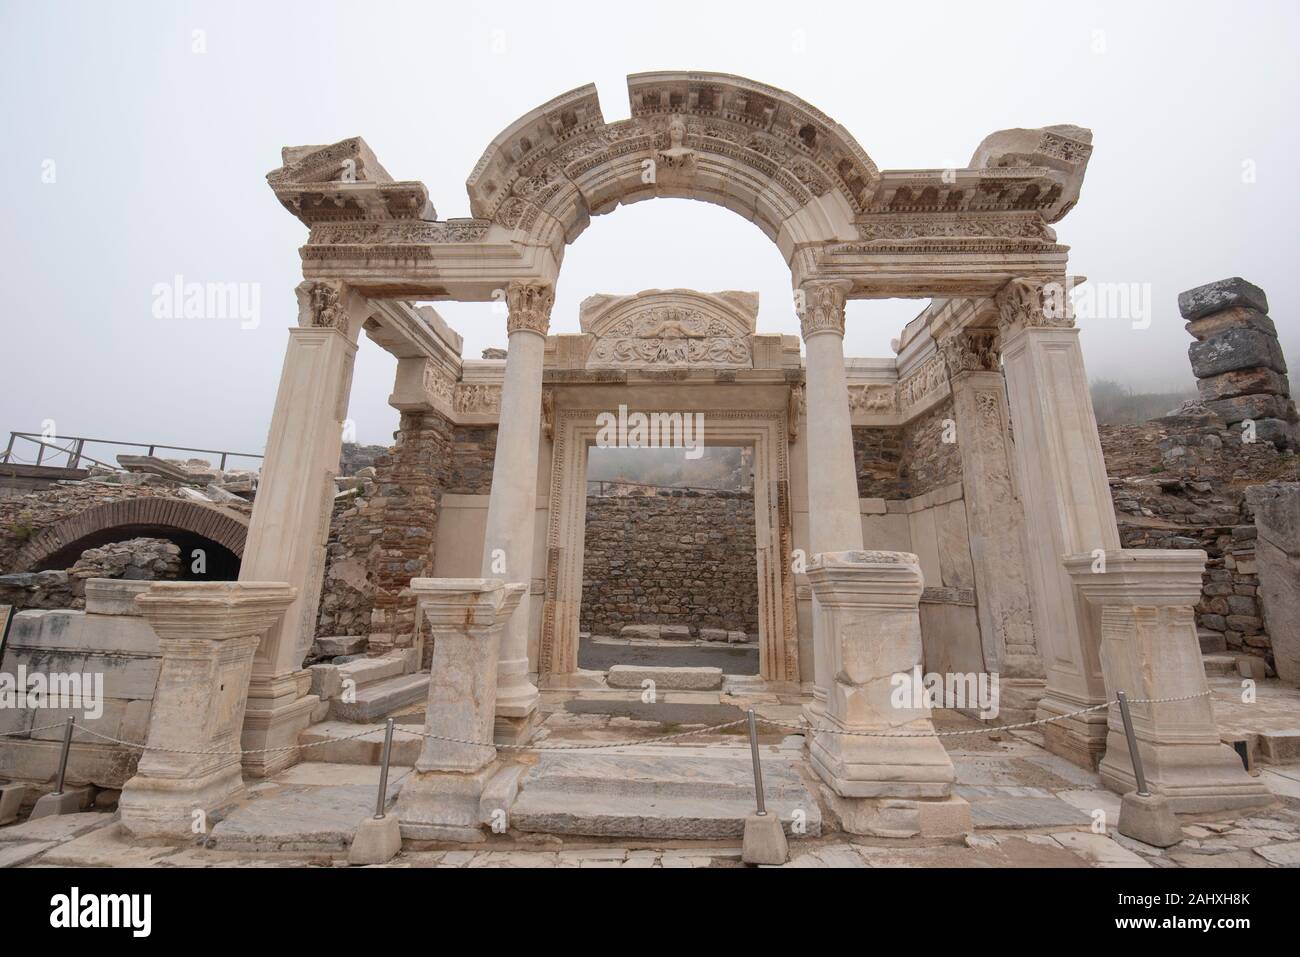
[1,0,1297,457]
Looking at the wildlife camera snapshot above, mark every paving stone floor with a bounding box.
[4,682,1299,868]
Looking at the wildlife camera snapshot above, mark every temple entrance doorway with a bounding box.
[577,445,760,676]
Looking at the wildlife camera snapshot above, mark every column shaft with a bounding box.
[238,282,361,774]
[997,277,1118,768]
[480,281,553,741]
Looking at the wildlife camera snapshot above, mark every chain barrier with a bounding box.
[0,691,1211,756]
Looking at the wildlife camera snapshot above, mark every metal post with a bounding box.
[746,709,767,816]
[54,716,75,795]
[1116,691,1150,797]
[374,718,395,820]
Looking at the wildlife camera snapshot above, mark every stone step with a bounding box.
[511,748,821,839]
[310,654,407,701]
[330,673,430,723]
[1199,630,1227,654]
[512,748,816,837]
[607,664,723,691]
[511,790,816,841]
[298,720,423,766]
[1202,654,1238,677]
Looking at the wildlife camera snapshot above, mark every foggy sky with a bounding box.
[2,0,1296,457]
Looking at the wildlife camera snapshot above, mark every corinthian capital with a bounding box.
[994,276,1075,335]
[296,280,350,331]
[938,328,1002,377]
[506,281,555,337]
[798,280,853,340]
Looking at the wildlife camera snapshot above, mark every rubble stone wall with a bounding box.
[579,488,759,637]
[899,399,963,497]
[853,427,904,498]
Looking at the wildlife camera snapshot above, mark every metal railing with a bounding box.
[1,432,264,472]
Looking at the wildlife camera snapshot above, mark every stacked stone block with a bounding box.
[364,411,453,658]
[1182,277,1297,450]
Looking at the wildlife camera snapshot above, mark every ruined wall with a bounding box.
[447,425,497,494]
[853,427,904,498]
[1101,415,1299,670]
[579,488,759,637]
[899,399,963,497]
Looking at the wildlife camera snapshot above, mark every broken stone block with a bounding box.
[312,635,368,658]
[116,454,212,484]
[698,628,728,642]
[727,630,748,643]
[1197,367,1291,401]
[1185,306,1278,342]
[1188,327,1288,379]
[659,625,693,641]
[1178,277,1269,321]
[1204,393,1292,424]
[620,624,660,641]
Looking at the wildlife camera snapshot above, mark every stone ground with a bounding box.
[576,634,759,674]
[4,682,1299,868]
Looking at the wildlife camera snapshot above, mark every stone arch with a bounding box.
[465,72,877,264]
[14,497,249,572]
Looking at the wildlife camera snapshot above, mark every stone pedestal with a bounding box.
[805,550,967,837]
[239,281,367,776]
[799,282,865,723]
[119,582,295,840]
[997,278,1117,767]
[395,578,526,841]
[1246,483,1300,683]
[1066,549,1272,813]
[480,282,552,744]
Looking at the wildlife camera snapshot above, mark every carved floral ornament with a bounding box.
[994,276,1075,333]
[797,280,852,339]
[300,281,349,331]
[505,281,556,337]
[938,328,1002,376]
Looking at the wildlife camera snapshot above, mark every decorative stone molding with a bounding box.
[454,383,502,415]
[896,352,948,412]
[995,276,1074,335]
[580,289,757,370]
[847,383,897,414]
[798,280,852,339]
[938,328,1001,377]
[505,281,555,337]
[298,280,349,331]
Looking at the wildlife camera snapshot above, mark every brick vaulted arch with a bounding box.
[14,497,250,571]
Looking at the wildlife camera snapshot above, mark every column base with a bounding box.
[241,692,319,778]
[994,678,1047,725]
[809,730,955,800]
[1036,693,1109,770]
[820,787,971,839]
[120,764,244,841]
[494,709,541,747]
[395,764,495,843]
[1099,732,1274,814]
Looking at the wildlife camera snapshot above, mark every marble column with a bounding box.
[237,281,365,776]
[480,281,553,743]
[939,328,1045,721]
[120,582,295,839]
[805,551,969,838]
[395,578,526,841]
[996,277,1117,768]
[1066,549,1272,812]
[799,281,865,719]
